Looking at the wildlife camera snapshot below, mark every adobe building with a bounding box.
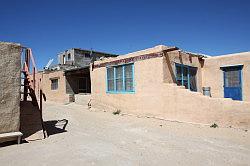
[37,48,118,103]
[90,45,250,128]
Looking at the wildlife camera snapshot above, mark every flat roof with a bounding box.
[58,48,118,57]
[207,51,250,59]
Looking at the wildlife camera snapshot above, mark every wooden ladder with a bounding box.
[20,48,47,141]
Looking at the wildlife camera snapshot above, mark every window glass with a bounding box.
[225,70,240,87]
[176,65,182,86]
[67,54,71,61]
[51,79,58,90]
[189,67,197,91]
[107,64,134,93]
[107,67,114,91]
[85,53,90,58]
[115,66,123,91]
[125,64,133,91]
[175,64,197,92]
[182,66,188,81]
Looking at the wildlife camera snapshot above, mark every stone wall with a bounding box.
[0,42,22,134]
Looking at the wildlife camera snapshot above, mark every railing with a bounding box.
[20,47,47,138]
[21,47,44,109]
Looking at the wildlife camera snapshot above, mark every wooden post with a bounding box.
[33,67,36,91]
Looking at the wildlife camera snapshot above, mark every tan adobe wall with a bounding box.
[91,57,165,113]
[202,52,250,101]
[91,47,250,129]
[0,42,21,134]
[39,70,69,103]
[163,50,204,92]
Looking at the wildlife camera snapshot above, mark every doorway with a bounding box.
[78,77,87,93]
[222,65,243,101]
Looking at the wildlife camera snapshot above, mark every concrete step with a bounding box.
[75,94,91,106]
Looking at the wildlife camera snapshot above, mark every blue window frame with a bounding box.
[106,63,135,93]
[175,63,197,92]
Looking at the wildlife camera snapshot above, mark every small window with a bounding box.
[85,53,90,58]
[107,63,134,93]
[67,54,71,61]
[51,79,58,90]
[62,55,66,64]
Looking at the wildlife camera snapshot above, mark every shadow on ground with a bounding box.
[0,140,28,148]
[44,119,68,136]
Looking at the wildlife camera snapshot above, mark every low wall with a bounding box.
[75,94,91,106]
[0,42,22,138]
[91,82,250,129]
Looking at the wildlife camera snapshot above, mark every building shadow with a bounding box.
[44,119,68,136]
[0,140,28,148]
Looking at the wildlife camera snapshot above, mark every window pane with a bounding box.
[107,67,114,80]
[176,66,182,80]
[116,66,123,91]
[107,67,114,91]
[189,67,197,91]
[116,66,123,78]
[108,80,114,91]
[183,80,188,89]
[125,78,133,91]
[51,79,58,90]
[183,66,188,81]
[225,70,240,87]
[125,64,133,91]
[125,65,132,78]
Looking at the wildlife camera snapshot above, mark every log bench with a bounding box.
[0,132,23,144]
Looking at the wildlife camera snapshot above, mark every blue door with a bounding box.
[222,66,243,101]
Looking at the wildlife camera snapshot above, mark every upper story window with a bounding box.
[85,53,90,58]
[67,53,71,61]
[51,79,58,90]
[107,63,134,93]
[175,63,197,91]
[62,55,66,64]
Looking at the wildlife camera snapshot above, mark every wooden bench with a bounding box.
[0,132,23,144]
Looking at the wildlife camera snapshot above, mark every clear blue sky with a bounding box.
[0,0,249,69]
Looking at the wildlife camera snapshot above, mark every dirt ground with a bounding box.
[0,102,250,166]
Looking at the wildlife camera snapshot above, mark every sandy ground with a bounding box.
[0,102,250,166]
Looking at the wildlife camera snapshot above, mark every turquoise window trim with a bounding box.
[106,63,135,94]
[122,65,125,91]
[175,63,197,92]
[187,67,190,90]
[114,67,116,91]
